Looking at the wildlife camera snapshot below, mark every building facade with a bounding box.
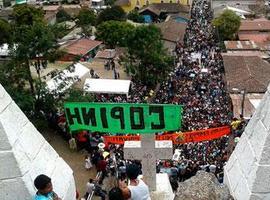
[116,0,190,12]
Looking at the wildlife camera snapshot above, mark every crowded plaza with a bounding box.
[44,0,247,199]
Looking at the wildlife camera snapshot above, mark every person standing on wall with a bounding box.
[119,164,151,200]
[34,174,61,200]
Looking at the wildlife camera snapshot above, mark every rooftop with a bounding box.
[222,51,269,59]
[224,40,260,50]
[139,3,190,16]
[223,55,270,93]
[214,5,252,18]
[239,18,270,31]
[114,0,130,6]
[95,49,116,59]
[42,5,60,12]
[62,39,102,56]
[156,20,187,43]
[238,32,270,44]
[230,93,264,119]
[62,4,81,9]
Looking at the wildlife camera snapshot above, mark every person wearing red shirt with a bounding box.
[97,158,107,184]
[76,131,88,150]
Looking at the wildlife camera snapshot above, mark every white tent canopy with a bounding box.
[0,44,9,56]
[46,63,90,93]
[226,6,251,15]
[225,6,252,19]
[84,78,131,95]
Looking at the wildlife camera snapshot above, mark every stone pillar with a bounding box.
[0,85,76,200]
[124,135,172,191]
[224,84,270,200]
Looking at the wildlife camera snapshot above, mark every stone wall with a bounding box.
[0,84,76,200]
[175,171,232,200]
[224,85,270,200]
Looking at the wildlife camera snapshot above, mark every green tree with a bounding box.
[56,9,71,23]
[0,4,90,126]
[0,19,11,45]
[77,8,96,26]
[97,6,126,24]
[12,4,44,26]
[212,9,241,41]
[122,25,173,86]
[77,8,96,36]
[96,20,135,48]
[49,23,70,39]
[7,5,64,117]
[12,21,58,94]
[127,10,144,23]
[64,88,94,102]
[0,59,36,116]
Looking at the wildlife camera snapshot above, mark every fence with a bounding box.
[87,171,102,200]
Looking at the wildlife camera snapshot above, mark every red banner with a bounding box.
[104,135,140,145]
[103,126,231,145]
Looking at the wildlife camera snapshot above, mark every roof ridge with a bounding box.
[244,58,253,77]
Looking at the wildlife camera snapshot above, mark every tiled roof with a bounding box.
[140,6,161,16]
[222,51,269,58]
[156,20,187,43]
[238,33,270,43]
[223,55,270,93]
[230,93,264,119]
[239,18,270,31]
[224,40,260,50]
[139,3,190,15]
[62,39,102,56]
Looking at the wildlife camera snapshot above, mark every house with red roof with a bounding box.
[238,18,270,44]
[60,38,102,62]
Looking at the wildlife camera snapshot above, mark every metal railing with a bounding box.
[87,171,102,200]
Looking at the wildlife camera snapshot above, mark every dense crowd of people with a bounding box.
[150,0,233,187]
[155,0,231,131]
[45,0,249,199]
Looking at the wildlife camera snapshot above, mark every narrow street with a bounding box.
[41,128,97,199]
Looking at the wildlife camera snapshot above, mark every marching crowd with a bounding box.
[76,1,247,199]
[151,0,232,185]
[44,0,248,199]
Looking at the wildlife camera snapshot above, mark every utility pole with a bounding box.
[241,89,246,117]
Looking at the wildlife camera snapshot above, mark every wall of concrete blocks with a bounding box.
[0,84,76,200]
[224,85,270,200]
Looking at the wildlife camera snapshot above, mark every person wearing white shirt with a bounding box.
[119,164,151,200]
[84,178,95,199]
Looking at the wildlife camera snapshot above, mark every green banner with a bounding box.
[64,103,182,134]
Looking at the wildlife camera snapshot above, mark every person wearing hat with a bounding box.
[119,164,151,200]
